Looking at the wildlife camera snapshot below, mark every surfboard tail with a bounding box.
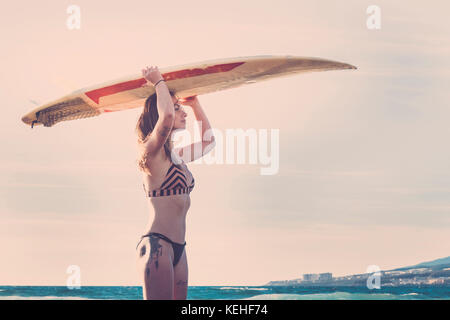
[21,97,100,127]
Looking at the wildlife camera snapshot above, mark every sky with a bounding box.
[0,0,449,286]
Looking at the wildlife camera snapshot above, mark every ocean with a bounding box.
[0,285,448,300]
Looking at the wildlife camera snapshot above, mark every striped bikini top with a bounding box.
[143,161,195,197]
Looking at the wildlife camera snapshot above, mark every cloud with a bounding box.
[0,170,101,216]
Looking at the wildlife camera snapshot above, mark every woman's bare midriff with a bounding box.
[142,193,191,244]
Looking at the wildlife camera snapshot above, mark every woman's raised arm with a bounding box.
[141,66,175,157]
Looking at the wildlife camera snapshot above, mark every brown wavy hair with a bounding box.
[135,90,181,173]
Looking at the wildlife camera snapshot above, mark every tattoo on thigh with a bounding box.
[149,237,163,269]
[140,244,146,257]
[176,280,188,287]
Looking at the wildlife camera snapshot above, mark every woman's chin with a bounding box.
[174,125,186,131]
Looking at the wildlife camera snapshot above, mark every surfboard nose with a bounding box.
[343,63,357,70]
[328,60,357,70]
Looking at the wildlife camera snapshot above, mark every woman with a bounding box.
[135,66,215,300]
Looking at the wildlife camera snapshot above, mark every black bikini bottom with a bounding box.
[136,232,186,267]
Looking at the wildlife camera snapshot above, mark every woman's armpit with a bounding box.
[137,151,151,174]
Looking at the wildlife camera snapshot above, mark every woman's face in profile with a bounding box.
[172,95,187,130]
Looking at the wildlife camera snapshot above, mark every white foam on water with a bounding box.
[242,292,412,300]
[0,295,93,300]
[219,287,268,291]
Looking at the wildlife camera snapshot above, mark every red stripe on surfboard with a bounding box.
[85,62,245,104]
[85,78,146,105]
[162,62,245,81]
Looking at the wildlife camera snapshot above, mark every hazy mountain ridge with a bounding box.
[266,256,450,287]
[394,256,450,270]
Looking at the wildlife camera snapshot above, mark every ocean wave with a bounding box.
[219,287,267,291]
[242,292,419,300]
[0,295,93,300]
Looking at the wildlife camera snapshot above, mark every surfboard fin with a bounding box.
[29,99,40,106]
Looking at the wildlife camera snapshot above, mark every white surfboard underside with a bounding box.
[21,55,356,127]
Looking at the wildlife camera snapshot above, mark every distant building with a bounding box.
[318,273,333,281]
[303,274,319,281]
[303,273,333,282]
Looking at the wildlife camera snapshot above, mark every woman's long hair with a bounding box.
[135,90,181,173]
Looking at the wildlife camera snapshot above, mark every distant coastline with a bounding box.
[266,256,450,287]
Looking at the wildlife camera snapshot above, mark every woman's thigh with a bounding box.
[173,248,188,300]
[138,236,175,300]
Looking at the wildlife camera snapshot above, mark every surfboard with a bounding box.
[21,55,356,128]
